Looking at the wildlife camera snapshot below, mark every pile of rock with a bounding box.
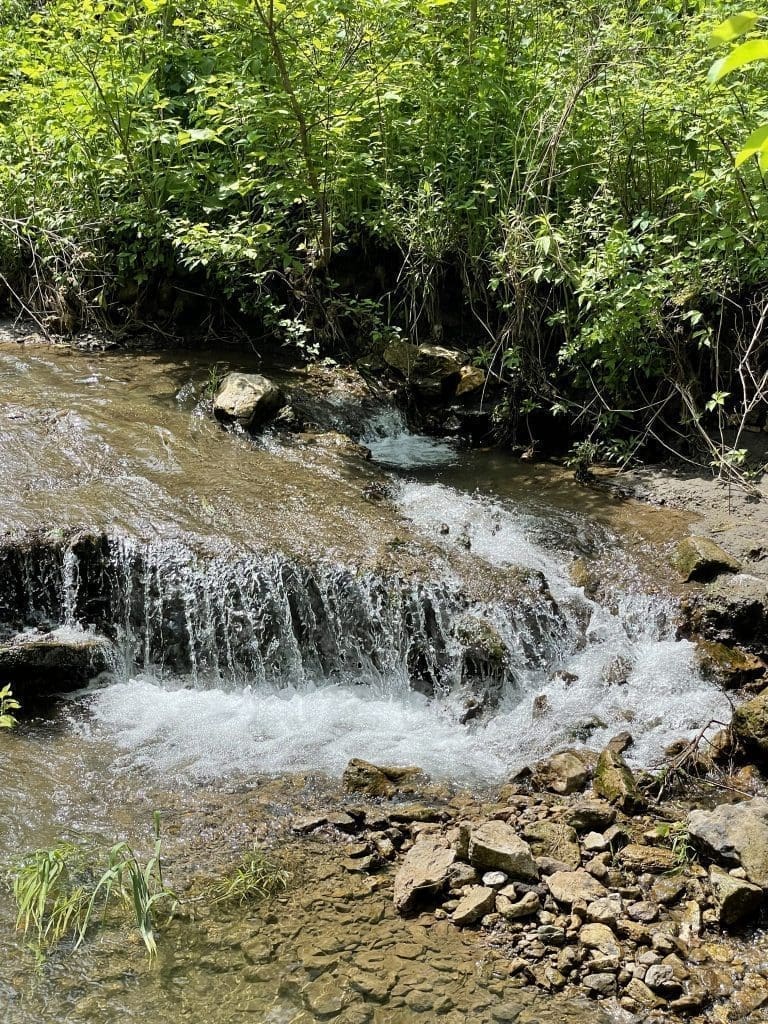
[291,751,768,1018]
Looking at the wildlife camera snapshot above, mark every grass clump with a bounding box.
[207,846,291,907]
[11,813,176,960]
[0,684,20,729]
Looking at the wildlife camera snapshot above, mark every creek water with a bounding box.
[0,341,728,1023]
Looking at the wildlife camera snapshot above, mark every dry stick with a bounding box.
[0,272,52,340]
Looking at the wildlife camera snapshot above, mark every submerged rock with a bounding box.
[0,629,115,698]
[342,758,424,798]
[455,614,508,709]
[688,798,768,886]
[213,372,285,429]
[672,535,741,582]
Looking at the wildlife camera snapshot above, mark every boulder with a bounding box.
[393,839,456,914]
[455,615,508,708]
[522,820,581,870]
[545,870,608,905]
[688,798,768,886]
[709,865,762,926]
[0,628,115,699]
[468,821,539,880]
[455,365,485,397]
[451,885,496,925]
[383,341,463,398]
[213,372,285,429]
[342,758,424,798]
[686,574,768,651]
[593,746,641,811]
[732,689,768,759]
[531,749,591,795]
[672,535,741,582]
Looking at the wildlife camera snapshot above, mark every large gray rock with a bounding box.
[672,535,740,582]
[393,839,456,914]
[213,372,285,429]
[0,628,115,699]
[468,821,539,880]
[688,798,768,886]
[687,574,768,651]
[709,865,762,926]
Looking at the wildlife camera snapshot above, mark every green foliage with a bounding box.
[11,814,176,959]
[0,0,766,460]
[655,820,698,870]
[207,845,291,906]
[0,684,19,729]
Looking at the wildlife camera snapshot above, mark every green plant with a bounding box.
[11,813,176,959]
[207,845,291,906]
[655,821,698,870]
[0,684,19,729]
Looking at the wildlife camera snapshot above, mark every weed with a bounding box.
[207,846,291,906]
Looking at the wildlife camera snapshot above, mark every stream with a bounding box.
[0,341,731,1023]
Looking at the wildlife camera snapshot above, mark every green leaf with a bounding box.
[708,39,768,84]
[710,12,761,46]
[735,123,768,166]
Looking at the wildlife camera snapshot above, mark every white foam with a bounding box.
[361,410,456,468]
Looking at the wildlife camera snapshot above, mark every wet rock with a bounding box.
[213,372,285,429]
[688,798,768,885]
[303,431,371,460]
[531,750,592,795]
[672,535,741,582]
[342,758,424,798]
[644,963,682,998]
[732,688,768,760]
[617,844,677,874]
[0,628,115,698]
[593,747,641,811]
[522,821,581,871]
[687,573,768,650]
[468,821,539,880]
[709,865,762,926]
[455,365,485,396]
[451,884,496,925]
[695,640,765,689]
[565,799,616,834]
[627,900,658,923]
[455,615,508,708]
[393,839,456,914]
[545,870,608,905]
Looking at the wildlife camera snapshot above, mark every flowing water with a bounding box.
[0,339,729,1022]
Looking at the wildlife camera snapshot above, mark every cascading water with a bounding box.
[0,344,730,786]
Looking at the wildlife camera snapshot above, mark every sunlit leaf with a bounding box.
[735,123,768,166]
[709,11,761,46]
[708,39,768,83]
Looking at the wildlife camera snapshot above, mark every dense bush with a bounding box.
[0,0,766,463]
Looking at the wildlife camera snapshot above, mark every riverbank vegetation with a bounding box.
[1,0,767,466]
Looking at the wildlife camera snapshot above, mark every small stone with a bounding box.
[496,890,541,920]
[537,925,566,947]
[449,861,479,887]
[582,973,617,998]
[652,876,686,906]
[617,844,676,874]
[452,885,496,926]
[579,922,621,958]
[582,831,609,854]
[482,871,508,888]
[546,870,608,905]
[627,901,658,923]
[566,799,616,833]
[645,964,682,997]
[625,978,665,1007]
[586,896,623,928]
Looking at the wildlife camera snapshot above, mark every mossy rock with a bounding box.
[732,689,768,759]
[593,747,642,811]
[672,536,740,583]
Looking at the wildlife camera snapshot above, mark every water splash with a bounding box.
[361,409,457,468]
